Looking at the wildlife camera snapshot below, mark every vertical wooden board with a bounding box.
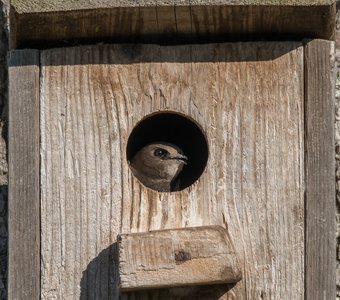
[8,50,40,300]
[305,40,336,300]
[40,49,121,300]
[40,42,304,299]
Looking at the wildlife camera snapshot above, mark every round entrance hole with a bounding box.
[126,112,208,191]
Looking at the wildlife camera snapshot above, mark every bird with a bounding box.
[129,142,188,192]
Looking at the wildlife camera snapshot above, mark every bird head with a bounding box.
[130,142,188,190]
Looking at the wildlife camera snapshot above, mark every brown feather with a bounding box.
[130,142,187,192]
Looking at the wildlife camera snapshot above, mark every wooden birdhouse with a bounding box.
[8,1,336,299]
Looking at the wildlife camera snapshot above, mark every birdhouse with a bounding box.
[8,1,336,299]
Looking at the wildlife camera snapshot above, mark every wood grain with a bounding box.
[40,42,304,299]
[119,226,242,291]
[11,2,335,48]
[8,50,40,300]
[10,0,336,13]
[304,39,336,300]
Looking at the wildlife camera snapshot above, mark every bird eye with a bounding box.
[154,148,168,158]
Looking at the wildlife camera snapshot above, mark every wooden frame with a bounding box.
[304,39,335,300]
[8,50,40,299]
[10,1,336,48]
[8,39,335,299]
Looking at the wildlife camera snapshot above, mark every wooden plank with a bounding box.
[10,1,336,48]
[10,0,336,12]
[118,226,242,291]
[8,50,40,300]
[304,39,336,300]
[40,42,304,299]
[40,46,122,300]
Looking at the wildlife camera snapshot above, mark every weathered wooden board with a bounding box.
[11,0,336,12]
[40,42,304,299]
[305,40,336,300]
[10,1,335,48]
[8,50,40,300]
[119,226,242,291]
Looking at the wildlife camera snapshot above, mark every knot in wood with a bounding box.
[174,250,191,264]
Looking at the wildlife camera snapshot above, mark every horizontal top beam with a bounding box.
[11,0,335,13]
[10,0,336,48]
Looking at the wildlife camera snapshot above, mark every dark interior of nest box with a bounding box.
[126,113,209,191]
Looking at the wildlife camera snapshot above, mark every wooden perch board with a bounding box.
[10,0,336,48]
[118,226,242,291]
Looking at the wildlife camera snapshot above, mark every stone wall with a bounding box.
[336,2,340,299]
[0,1,8,299]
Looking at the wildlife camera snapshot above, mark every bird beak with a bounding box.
[173,154,188,165]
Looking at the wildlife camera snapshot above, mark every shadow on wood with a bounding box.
[122,283,237,299]
[39,42,303,66]
[80,243,119,300]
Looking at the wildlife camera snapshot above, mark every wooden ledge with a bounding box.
[118,226,241,291]
[10,0,336,48]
